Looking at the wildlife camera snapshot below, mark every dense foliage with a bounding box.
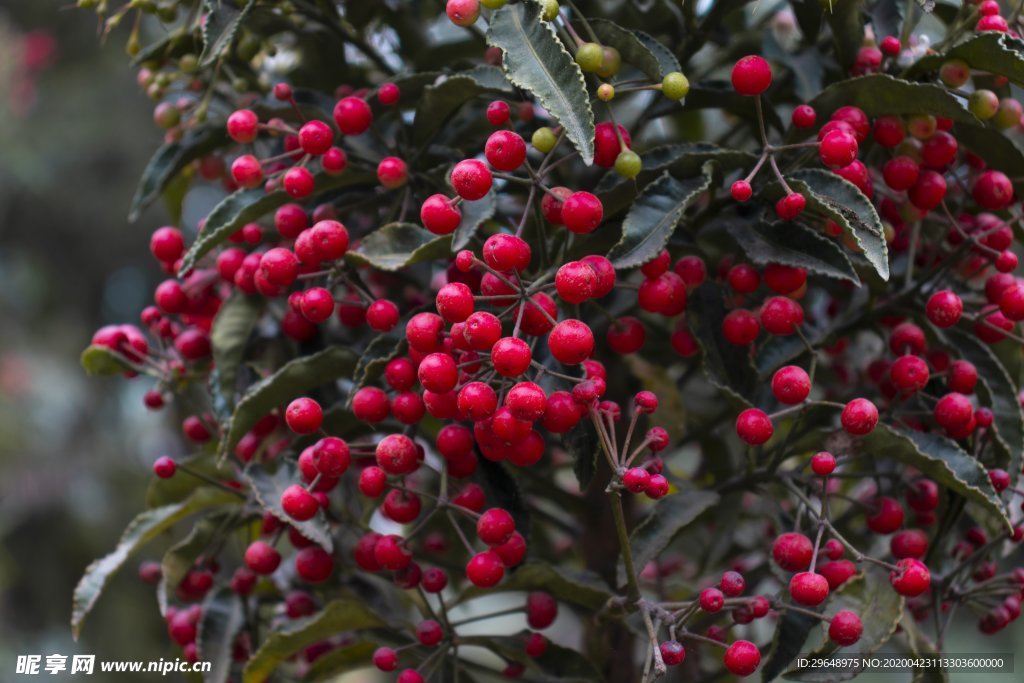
[75,0,1024,681]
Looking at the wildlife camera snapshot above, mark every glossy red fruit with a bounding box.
[841,398,878,435]
[466,550,505,587]
[547,319,594,365]
[790,572,830,606]
[771,366,811,405]
[731,56,772,96]
[736,408,773,445]
[561,192,604,234]
[333,96,372,135]
[772,532,813,571]
[485,130,527,171]
[829,610,863,646]
[723,640,761,677]
[890,558,931,596]
[451,159,493,200]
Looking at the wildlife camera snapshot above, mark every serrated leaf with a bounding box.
[302,641,377,682]
[860,425,1011,531]
[607,167,713,269]
[452,191,497,251]
[619,490,719,585]
[634,29,681,77]
[80,345,132,376]
[180,172,376,273]
[219,346,357,461]
[244,463,333,551]
[414,66,513,146]
[243,600,386,683]
[211,293,262,410]
[727,220,860,284]
[348,333,406,408]
[786,169,890,281]
[587,19,665,81]
[937,327,1023,486]
[199,0,256,68]
[805,74,978,125]
[487,0,595,165]
[71,488,239,640]
[562,417,598,490]
[762,609,820,682]
[465,632,602,682]
[911,32,1024,86]
[686,284,759,405]
[784,569,905,681]
[197,588,245,683]
[347,222,452,271]
[129,125,229,221]
[456,562,612,611]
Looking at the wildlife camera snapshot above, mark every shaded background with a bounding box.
[0,2,1022,682]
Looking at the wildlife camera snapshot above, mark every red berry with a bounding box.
[973,170,1014,210]
[281,485,319,521]
[492,337,533,377]
[555,261,597,303]
[298,120,333,155]
[772,532,813,572]
[526,592,558,629]
[485,130,527,171]
[561,192,604,234]
[421,195,462,235]
[731,180,753,202]
[482,233,531,273]
[829,610,863,646]
[761,296,804,335]
[227,109,259,143]
[660,640,686,666]
[771,365,811,405]
[841,398,877,435]
[890,355,930,394]
[593,122,632,167]
[890,558,931,596]
[286,397,323,434]
[451,159,493,200]
[775,193,806,221]
[548,319,594,365]
[295,546,334,583]
[926,290,962,327]
[153,456,176,479]
[373,647,398,672]
[811,451,836,476]
[333,96,372,135]
[477,508,516,546]
[486,100,511,126]
[736,408,773,445]
[790,571,830,606]
[723,309,760,345]
[376,434,419,475]
[731,55,772,96]
[866,496,905,534]
[819,129,859,168]
[792,105,816,128]
[245,540,282,575]
[466,550,505,587]
[723,640,761,677]
[377,156,408,189]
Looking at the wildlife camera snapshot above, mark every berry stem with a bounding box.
[176,464,247,499]
[640,604,667,678]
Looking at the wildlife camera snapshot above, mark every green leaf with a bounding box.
[71,488,239,640]
[180,172,376,273]
[197,588,245,683]
[211,293,262,410]
[787,169,890,281]
[954,124,1024,194]
[80,345,132,376]
[624,355,687,443]
[243,600,386,683]
[348,333,406,408]
[161,513,236,598]
[456,561,612,611]
[347,223,452,271]
[219,346,358,461]
[903,618,950,683]
[244,463,333,551]
[302,641,378,682]
[937,328,1023,485]
[562,417,598,490]
[365,71,443,114]
[200,0,256,67]
[633,29,681,77]
[825,0,867,71]
[452,191,497,251]
[466,632,602,682]
[912,32,1024,87]
[619,490,719,585]
[860,425,1012,531]
[727,220,860,284]
[762,609,820,682]
[785,569,905,681]
[587,19,665,81]
[129,125,229,221]
[685,82,786,132]
[686,284,759,405]
[487,0,595,165]
[146,453,236,508]
[414,66,513,146]
[607,166,713,269]
[805,74,979,125]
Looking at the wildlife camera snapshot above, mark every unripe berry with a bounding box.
[661,72,689,100]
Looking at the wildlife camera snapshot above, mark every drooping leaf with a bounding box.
[71,488,239,640]
[686,284,759,405]
[587,19,665,81]
[414,66,513,146]
[937,327,1023,485]
[607,166,713,269]
[452,191,497,250]
[785,569,905,681]
[347,223,452,271]
[805,73,978,125]
[161,512,237,598]
[130,125,230,221]
[80,345,132,376]
[211,293,262,410]
[562,417,599,490]
[200,0,257,67]
[180,172,375,273]
[456,562,612,611]
[860,425,1012,530]
[487,0,595,165]
[762,609,820,682]
[466,632,603,682]
[219,346,357,460]
[244,463,333,551]
[197,588,245,683]
[348,332,406,407]
[619,490,719,585]
[243,600,387,683]
[727,220,860,284]
[786,169,890,281]
[302,642,378,682]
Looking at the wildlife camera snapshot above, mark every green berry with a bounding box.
[939,59,970,88]
[481,0,507,7]
[532,127,558,153]
[994,97,1022,130]
[575,43,603,73]
[540,0,559,21]
[614,149,642,179]
[968,89,999,120]
[662,72,690,100]
[179,54,199,74]
[596,47,622,79]
[597,83,615,102]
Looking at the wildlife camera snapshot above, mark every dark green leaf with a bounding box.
[162,169,191,226]
[80,345,132,376]
[211,293,262,410]
[607,166,713,269]
[762,609,819,682]
[619,490,719,585]
[414,66,513,146]
[243,600,386,683]
[903,618,950,683]
[220,346,358,460]
[467,632,602,682]
[825,0,866,71]
[587,19,665,81]
[870,0,906,43]
[727,220,860,284]
[860,425,1011,530]
[937,328,1023,486]
[453,191,497,250]
[562,417,598,490]
[624,355,687,443]
[181,172,375,273]
[71,488,239,640]
[685,81,786,132]
[365,71,444,114]
[347,222,452,271]
[161,513,236,598]
[687,284,759,405]
[200,0,256,67]
[487,1,595,165]
[302,642,378,682]
[197,588,245,683]
[244,463,333,551]
[456,561,612,611]
[634,29,681,77]
[910,32,1024,86]
[787,169,890,281]
[954,124,1024,194]
[348,333,406,407]
[478,458,530,542]
[805,74,978,125]
[146,453,236,508]
[129,125,229,221]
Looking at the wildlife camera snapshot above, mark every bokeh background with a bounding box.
[0,1,1023,682]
